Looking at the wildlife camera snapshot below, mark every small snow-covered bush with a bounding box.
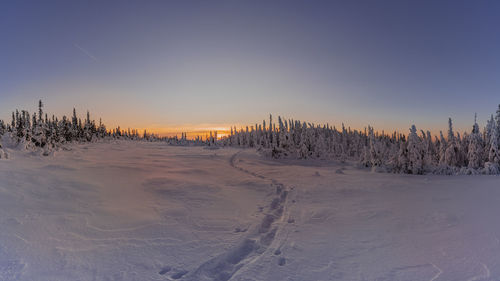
[483,162,500,175]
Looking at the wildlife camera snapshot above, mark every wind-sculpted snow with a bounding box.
[1,141,500,280]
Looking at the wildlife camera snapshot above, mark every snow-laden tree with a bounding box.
[396,137,409,173]
[496,105,500,131]
[488,121,500,164]
[422,131,437,169]
[444,118,459,167]
[407,125,424,174]
[437,131,447,166]
[467,114,484,169]
[483,117,500,174]
[368,126,385,169]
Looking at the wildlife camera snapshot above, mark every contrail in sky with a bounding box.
[74,43,98,61]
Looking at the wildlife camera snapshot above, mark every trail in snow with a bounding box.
[183,151,295,281]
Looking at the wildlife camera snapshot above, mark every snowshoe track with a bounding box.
[181,151,295,281]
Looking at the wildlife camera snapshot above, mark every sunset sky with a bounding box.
[2,0,500,136]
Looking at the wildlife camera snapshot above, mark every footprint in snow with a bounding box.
[234,227,248,233]
[158,266,171,275]
[171,269,189,279]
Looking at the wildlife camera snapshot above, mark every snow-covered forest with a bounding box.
[224,108,500,175]
[0,101,207,156]
[1,101,500,175]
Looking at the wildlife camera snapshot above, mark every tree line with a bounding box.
[222,106,500,175]
[1,100,499,175]
[0,100,208,156]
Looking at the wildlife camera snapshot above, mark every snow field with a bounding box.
[1,141,500,280]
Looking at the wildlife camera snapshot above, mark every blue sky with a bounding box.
[1,0,500,135]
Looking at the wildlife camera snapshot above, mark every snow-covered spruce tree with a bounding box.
[314,131,327,159]
[496,104,500,131]
[384,133,399,171]
[394,136,409,173]
[467,114,484,171]
[278,116,286,150]
[270,117,286,158]
[485,116,500,174]
[437,131,447,166]
[407,125,424,174]
[368,126,384,170]
[457,132,469,168]
[422,130,437,170]
[0,120,5,136]
[493,105,500,162]
[268,114,274,148]
[31,100,48,148]
[38,100,43,123]
[444,118,459,168]
[484,114,495,161]
[31,113,46,148]
[297,122,310,159]
[83,111,94,142]
[71,108,78,138]
[338,124,349,160]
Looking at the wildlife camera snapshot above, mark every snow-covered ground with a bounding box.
[0,141,499,281]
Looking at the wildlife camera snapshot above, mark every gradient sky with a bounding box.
[2,0,500,135]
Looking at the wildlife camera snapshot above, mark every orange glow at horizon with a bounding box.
[112,115,469,141]
[132,123,457,141]
[138,126,232,140]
